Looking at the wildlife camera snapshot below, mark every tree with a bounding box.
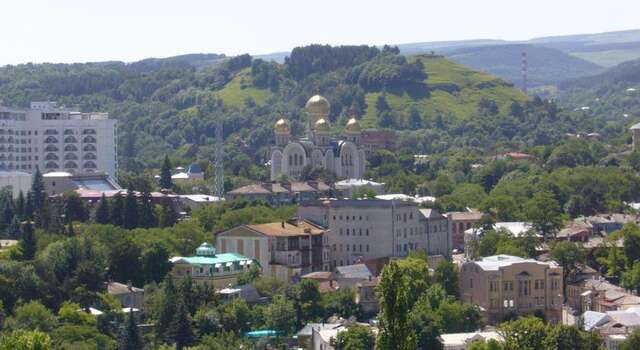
[62,191,89,222]
[263,295,297,335]
[141,243,172,284]
[289,279,322,327]
[322,287,359,319]
[158,197,178,228]
[622,261,640,294]
[547,324,603,350]
[118,311,143,350]
[550,241,585,300]
[156,278,177,339]
[166,301,194,350]
[138,191,156,228]
[198,332,252,349]
[524,191,562,239]
[407,108,423,129]
[110,193,124,227]
[376,262,418,350]
[5,301,57,332]
[122,189,138,229]
[621,223,640,267]
[160,155,173,190]
[94,194,110,224]
[0,330,52,350]
[30,168,45,216]
[620,329,640,350]
[18,221,36,260]
[434,260,460,297]
[108,238,142,287]
[498,316,550,350]
[333,325,375,350]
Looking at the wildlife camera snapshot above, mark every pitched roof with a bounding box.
[228,184,271,195]
[107,282,143,295]
[473,255,558,271]
[245,221,325,237]
[447,211,483,221]
[335,264,373,279]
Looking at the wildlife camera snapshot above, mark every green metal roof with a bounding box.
[174,252,250,266]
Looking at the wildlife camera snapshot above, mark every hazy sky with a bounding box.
[1,0,638,65]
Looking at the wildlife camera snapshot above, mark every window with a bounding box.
[470,279,473,288]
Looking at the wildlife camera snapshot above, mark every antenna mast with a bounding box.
[521,51,528,94]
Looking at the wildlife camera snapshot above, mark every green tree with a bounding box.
[18,221,36,260]
[218,298,252,334]
[263,295,297,335]
[108,238,142,286]
[498,316,549,350]
[197,331,252,350]
[622,261,640,294]
[30,168,46,221]
[110,193,124,227]
[5,301,56,332]
[289,279,322,327]
[118,310,143,350]
[156,278,177,339]
[376,262,418,350]
[434,260,460,297]
[333,325,375,350]
[0,330,52,350]
[620,329,640,350]
[524,191,562,239]
[621,223,640,267]
[166,301,194,350]
[322,287,359,319]
[94,194,110,224]
[138,191,156,228]
[62,191,89,222]
[141,243,172,284]
[122,189,139,229]
[160,155,173,190]
[158,198,178,228]
[550,241,585,300]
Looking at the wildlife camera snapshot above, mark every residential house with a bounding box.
[107,281,144,310]
[459,255,564,324]
[568,278,640,314]
[356,277,380,317]
[439,331,503,350]
[580,308,640,350]
[169,242,255,289]
[226,181,335,205]
[447,211,483,251]
[216,220,327,281]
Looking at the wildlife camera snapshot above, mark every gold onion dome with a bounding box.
[345,117,361,133]
[274,118,290,134]
[305,94,330,115]
[315,118,330,132]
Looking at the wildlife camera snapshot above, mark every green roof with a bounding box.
[173,252,251,266]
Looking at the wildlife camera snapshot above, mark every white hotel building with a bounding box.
[0,102,117,176]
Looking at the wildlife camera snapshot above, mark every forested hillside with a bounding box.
[559,58,640,123]
[448,44,603,87]
[0,44,628,191]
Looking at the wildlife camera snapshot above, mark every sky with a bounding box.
[1,0,639,65]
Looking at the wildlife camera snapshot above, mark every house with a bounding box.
[334,263,374,289]
[178,194,223,210]
[579,308,640,349]
[459,255,564,324]
[494,152,535,162]
[297,323,342,349]
[439,331,503,350]
[169,242,255,289]
[447,211,483,251]
[568,278,640,314]
[42,171,121,197]
[216,220,328,281]
[360,129,397,155]
[226,181,335,205]
[356,277,380,317]
[171,163,205,182]
[107,281,144,310]
[311,322,377,350]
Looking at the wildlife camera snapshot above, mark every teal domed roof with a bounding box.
[196,242,216,256]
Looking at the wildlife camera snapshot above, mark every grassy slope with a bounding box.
[215,68,273,108]
[361,55,528,128]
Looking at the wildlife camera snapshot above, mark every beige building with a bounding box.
[216,220,327,281]
[447,211,483,250]
[459,255,563,324]
[107,281,144,310]
[298,199,450,269]
[170,242,255,289]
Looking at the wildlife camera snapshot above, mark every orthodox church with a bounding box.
[270,95,366,181]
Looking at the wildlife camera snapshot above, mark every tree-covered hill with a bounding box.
[558,58,640,123]
[447,44,604,88]
[0,44,608,189]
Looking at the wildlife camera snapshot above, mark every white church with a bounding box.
[270,95,366,181]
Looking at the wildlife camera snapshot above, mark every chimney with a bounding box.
[281,221,285,229]
[127,280,133,291]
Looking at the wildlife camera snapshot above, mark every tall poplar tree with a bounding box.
[159,155,173,190]
[95,194,110,224]
[123,190,138,229]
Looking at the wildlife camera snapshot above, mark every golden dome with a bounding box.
[305,94,330,115]
[345,117,361,133]
[314,118,330,132]
[274,118,290,134]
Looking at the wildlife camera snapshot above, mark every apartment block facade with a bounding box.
[297,199,451,270]
[459,255,564,324]
[0,102,117,176]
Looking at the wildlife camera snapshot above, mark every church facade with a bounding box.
[270,95,366,181]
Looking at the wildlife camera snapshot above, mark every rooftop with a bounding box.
[107,281,144,295]
[447,211,483,221]
[335,264,373,280]
[245,220,325,237]
[439,331,502,347]
[473,255,558,271]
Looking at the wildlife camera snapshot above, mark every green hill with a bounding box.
[0,45,555,178]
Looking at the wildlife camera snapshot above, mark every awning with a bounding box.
[215,263,222,268]
[247,260,253,265]
[226,262,233,267]
[239,261,246,266]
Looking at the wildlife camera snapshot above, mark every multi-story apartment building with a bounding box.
[0,102,117,176]
[297,199,451,270]
[216,220,328,281]
[447,211,483,250]
[459,255,564,324]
